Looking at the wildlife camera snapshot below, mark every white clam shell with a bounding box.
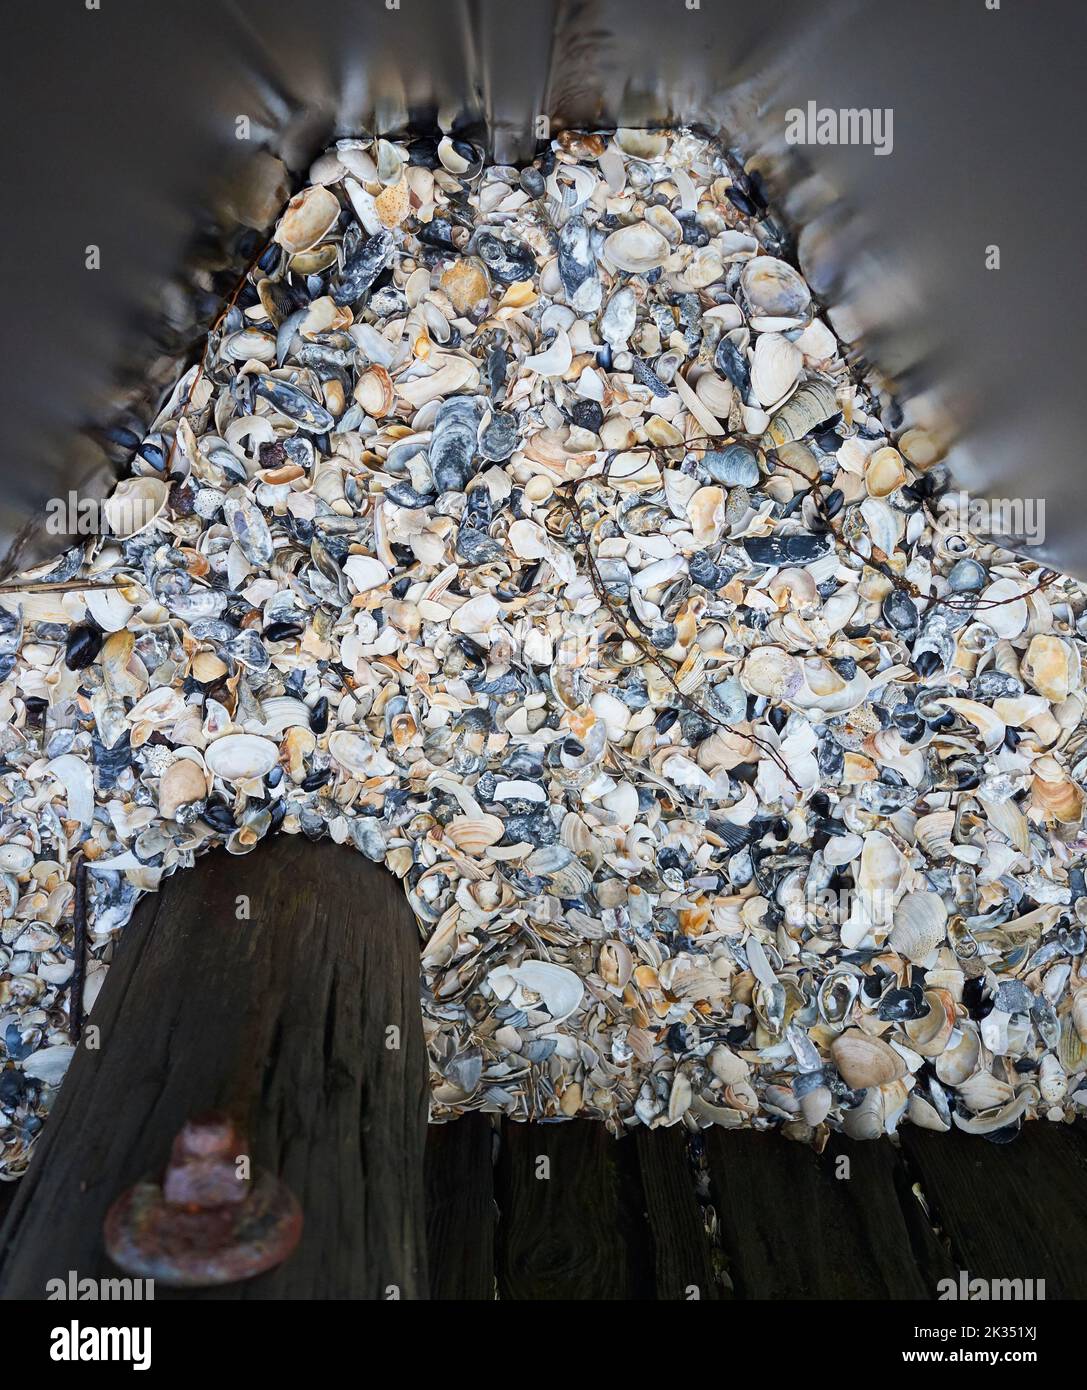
[344,555,390,593]
[102,476,169,538]
[750,333,802,408]
[0,844,35,873]
[328,730,375,778]
[602,221,671,272]
[205,734,279,782]
[274,184,341,254]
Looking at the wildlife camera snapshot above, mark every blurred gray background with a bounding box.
[2,0,1083,574]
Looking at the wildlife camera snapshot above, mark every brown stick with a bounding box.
[67,855,87,1045]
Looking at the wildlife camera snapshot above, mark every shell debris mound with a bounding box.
[1,125,1086,1178]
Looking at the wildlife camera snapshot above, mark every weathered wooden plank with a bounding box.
[706,1131,954,1299]
[495,1120,654,1299]
[899,1121,1087,1300]
[634,1127,722,1300]
[425,1115,496,1299]
[0,835,429,1300]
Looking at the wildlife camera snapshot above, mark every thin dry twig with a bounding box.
[552,476,802,794]
[67,854,88,1045]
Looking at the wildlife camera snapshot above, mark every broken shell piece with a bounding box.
[865,446,906,497]
[102,477,169,538]
[904,990,957,1057]
[158,758,208,819]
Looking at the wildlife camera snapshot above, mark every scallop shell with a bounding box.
[205,734,279,782]
[888,891,948,964]
[603,222,671,273]
[447,815,504,853]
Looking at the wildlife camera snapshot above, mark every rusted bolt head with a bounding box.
[171,1112,238,1160]
[103,1112,302,1287]
[163,1113,249,1208]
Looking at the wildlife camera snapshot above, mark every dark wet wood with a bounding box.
[706,1129,956,1299]
[0,835,429,1300]
[899,1121,1087,1300]
[495,1120,656,1299]
[425,1115,496,1300]
[3,825,1084,1302]
[634,1127,722,1300]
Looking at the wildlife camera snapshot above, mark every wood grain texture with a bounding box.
[495,1120,655,1299]
[0,835,429,1300]
[425,1115,496,1299]
[706,1130,956,1299]
[899,1121,1087,1300]
[634,1127,722,1300]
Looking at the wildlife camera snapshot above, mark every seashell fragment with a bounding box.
[158,758,208,819]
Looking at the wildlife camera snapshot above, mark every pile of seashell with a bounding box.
[2,125,1086,1178]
